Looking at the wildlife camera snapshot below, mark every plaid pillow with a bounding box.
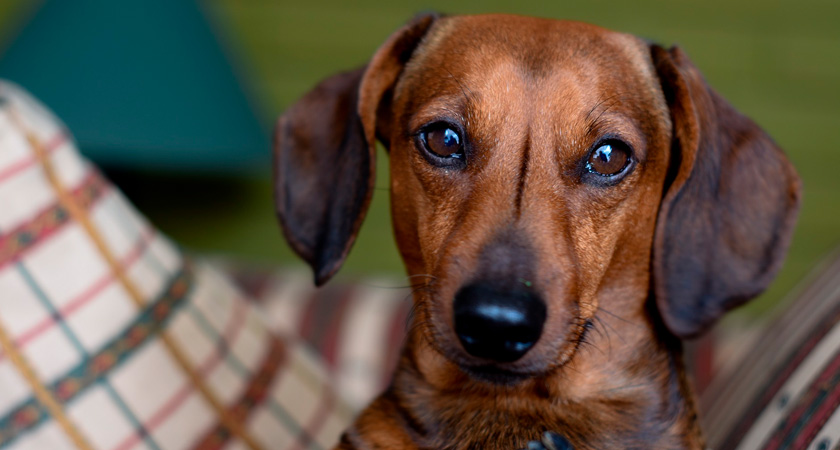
[701,249,840,449]
[0,80,352,450]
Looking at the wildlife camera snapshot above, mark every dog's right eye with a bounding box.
[418,122,466,167]
[582,138,635,186]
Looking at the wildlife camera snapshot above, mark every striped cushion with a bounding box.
[0,81,352,450]
[701,250,840,449]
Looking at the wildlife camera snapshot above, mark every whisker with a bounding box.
[595,314,627,346]
[584,94,617,122]
[584,94,622,136]
[356,281,427,289]
[406,274,437,280]
[597,306,638,327]
[357,273,436,290]
[586,317,611,356]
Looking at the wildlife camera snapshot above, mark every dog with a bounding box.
[273,13,801,449]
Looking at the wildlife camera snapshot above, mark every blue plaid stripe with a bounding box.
[185,303,317,447]
[120,200,320,448]
[0,263,193,448]
[109,193,319,446]
[14,262,161,450]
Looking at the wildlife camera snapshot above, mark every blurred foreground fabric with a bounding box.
[0,81,350,450]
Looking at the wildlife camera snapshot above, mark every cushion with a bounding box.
[701,249,840,449]
[225,265,411,410]
[0,80,352,450]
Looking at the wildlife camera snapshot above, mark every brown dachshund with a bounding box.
[274,13,801,450]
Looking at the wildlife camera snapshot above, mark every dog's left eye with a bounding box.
[418,123,465,165]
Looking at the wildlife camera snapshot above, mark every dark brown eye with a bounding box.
[420,123,464,161]
[586,140,631,177]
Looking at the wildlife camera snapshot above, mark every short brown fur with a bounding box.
[274,14,801,449]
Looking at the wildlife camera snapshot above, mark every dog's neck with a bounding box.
[381,311,705,450]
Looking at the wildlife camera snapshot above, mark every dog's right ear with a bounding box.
[274,13,439,285]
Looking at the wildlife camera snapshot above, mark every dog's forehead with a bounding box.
[417,15,652,77]
[397,15,662,119]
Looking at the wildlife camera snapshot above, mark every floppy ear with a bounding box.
[650,45,802,338]
[274,14,438,285]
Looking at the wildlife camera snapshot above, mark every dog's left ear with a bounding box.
[274,13,439,285]
[650,45,802,338]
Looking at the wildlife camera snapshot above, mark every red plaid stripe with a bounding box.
[0,131,66,184]
[226,267,414,409]
[0,169,107,271]
[110,294,250,450]
[720,297,840,447]
[701,250,840,446]
[298,285,357,369]
[289,387,337,450]
[762,346,840,449]
[0,264,194,447]
[0,225,155,362]
[191,337,288,450]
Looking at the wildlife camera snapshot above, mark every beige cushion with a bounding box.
[0,80,352,450]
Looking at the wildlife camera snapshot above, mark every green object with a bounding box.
[0,0,268,172]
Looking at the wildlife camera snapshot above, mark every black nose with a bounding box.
[453,282,546,362]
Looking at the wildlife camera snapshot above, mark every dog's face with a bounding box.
[384,16,674,378]
[275,13,799,384]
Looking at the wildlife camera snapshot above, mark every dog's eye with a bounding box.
[419,123,465,163]
[586,140,632,177]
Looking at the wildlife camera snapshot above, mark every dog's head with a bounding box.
[275,14,800,381]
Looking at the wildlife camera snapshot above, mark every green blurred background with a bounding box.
[1,0,838,314]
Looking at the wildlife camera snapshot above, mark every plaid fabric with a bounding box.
[701,249,840,449]
[0,81,352,450]
[225,266,412,411]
